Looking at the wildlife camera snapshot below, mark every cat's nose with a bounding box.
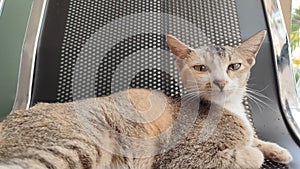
[213,80,228,91]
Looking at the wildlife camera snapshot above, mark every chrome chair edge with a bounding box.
[263,0,300,144]
[12,0,48,111]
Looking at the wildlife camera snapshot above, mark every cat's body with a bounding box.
[0,90,172,169]
[0,30,292,169]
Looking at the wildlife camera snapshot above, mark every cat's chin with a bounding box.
[203,91,235,103]
[204,89,245,106]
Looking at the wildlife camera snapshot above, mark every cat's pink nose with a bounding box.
[213,80,228,91]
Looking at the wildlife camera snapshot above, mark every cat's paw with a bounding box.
[254,139,293,164]
[235,146,264,169]
[263,144,292,164]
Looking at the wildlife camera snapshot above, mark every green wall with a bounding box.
[0,0,33,120]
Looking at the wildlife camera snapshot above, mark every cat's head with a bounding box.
[166,30,266,103]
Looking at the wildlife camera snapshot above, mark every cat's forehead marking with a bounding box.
[206,45,231,61]
[206,45,225,54]
[193,45,233,62]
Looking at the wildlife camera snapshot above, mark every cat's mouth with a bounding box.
[201,89,234,100]
[210,90,232,96]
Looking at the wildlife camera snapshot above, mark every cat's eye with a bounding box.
[228,63,241,71]
[193,65,208,72]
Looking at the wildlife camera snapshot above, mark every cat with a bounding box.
[0,30,292,169]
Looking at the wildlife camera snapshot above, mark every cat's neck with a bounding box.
[210,90,255,140]
[209,91,245,117]
[223,94,245,117]
[210,90,255,136]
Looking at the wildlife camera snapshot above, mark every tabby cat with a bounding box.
[0,30,292,169]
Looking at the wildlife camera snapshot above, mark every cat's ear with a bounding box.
[166,35,195,59]
[236,30,267,66]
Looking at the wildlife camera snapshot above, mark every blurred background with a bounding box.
[0,0,33,119]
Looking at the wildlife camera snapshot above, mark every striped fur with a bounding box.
[0,89,178,169]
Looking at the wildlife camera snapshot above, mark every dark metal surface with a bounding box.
[30,0,70,105]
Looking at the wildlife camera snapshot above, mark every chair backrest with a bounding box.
[31,0,243,105]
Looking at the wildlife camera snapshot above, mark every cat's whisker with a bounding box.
[246,87,272,102]
[246,92,266,107]
[181,94,200,104]
[184,85,201,89]
[247,88,270,99]
[185,79,201,83]
[183,88,200,93]
[246,91,278,113]
[248,94,272,113]
[181,92,199,99]
[246,94,264,113]
[182,95,199,103]
[182,94,200,100]
[182,89,199,95]
[255,84,270,93]
[239,86,275,112]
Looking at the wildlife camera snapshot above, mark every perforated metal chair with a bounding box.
[12,0,300,168]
